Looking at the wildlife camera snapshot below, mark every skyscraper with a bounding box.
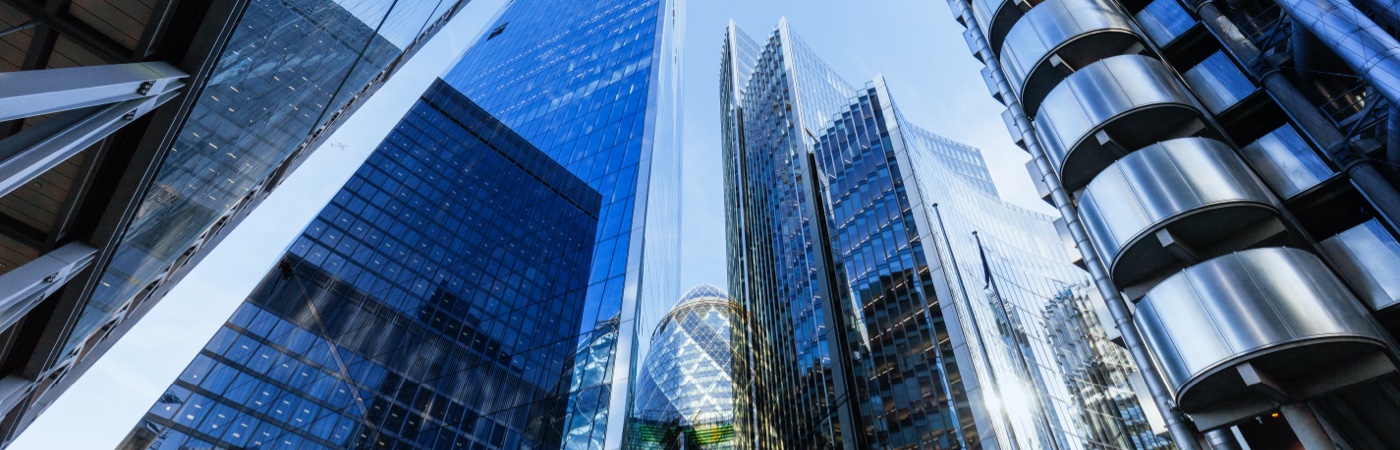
[117,82,600,450]
[628,285,749,450]
[945,0,1400,445]
[0,1,469,445]
[439,0,684,448]
[721,19,1167,449]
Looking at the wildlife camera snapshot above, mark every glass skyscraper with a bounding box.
[721,19,1167,449]
[75,0,471,373]
[439,0,684,448]
[117,82,600,450]
[628,285,749,450]
[0,1,470,442]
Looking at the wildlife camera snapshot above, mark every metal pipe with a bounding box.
[1283,0,1400,169]
[1275,0,1400,107]
[1389,105,1400,165]
[1354,0,1400,30]
[952,6,1205,449]
[1191,0,1400,233]
[0,20,35,39]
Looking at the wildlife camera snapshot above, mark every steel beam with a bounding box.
[0,62,185,122]
[0,86,182,199]
[0,242,95,333]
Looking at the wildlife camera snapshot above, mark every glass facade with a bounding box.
[721,22,853,449]
[439,0,684,447]
[117,82,600,450]
[628,285,749,450]
[66,0,469,362]
[723,20,1168,450]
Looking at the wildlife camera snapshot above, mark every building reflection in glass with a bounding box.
[116,82,600,450]
[627,285,749,450]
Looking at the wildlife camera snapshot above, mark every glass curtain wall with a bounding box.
[118,83,600,450]
[723,19,1169,450]
[67,0,469,364]
[439,0,685,448]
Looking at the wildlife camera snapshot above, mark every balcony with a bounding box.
[1034,54,1213,192]
[1077,137,1284,287]
[1000,0,1144,116]
[1133,248,1396,424]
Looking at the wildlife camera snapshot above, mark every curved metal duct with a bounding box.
[1354,0,1400,30]
[1077,137,1285,287]
[1034,54,1215,192]
[1134,247,1396,414]
[1000,0,1144,116]
[970,0,1040,57]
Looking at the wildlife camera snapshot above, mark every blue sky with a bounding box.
[10,1,1044,448]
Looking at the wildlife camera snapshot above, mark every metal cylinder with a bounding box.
[1276,0,1400,106]
[1354,0,1400,30]
[1389,105,1400,166]
[954,4,1205,448]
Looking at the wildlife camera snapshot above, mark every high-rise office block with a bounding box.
[721,19,1167,449]
[628,285,749,450]
[0,1,468,445]
[439,0,684,448]
[945,0,1400,445]
[117,82,600,450]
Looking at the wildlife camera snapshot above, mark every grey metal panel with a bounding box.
[1238,125,1332,199]
[1321,220,1400,311]
[999,0,1141,116]
[1033,54,1210,192]
[1077,137,1282,285]
[1133,247,1394,412]
[1181,52,1254,114]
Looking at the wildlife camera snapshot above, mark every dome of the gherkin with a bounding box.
[628,285,747,449]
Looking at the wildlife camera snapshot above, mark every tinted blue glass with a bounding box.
[720,23,850,449]
[1135,0,1196,45]
[119,83,600,450]
[440,0,684,447]
[724,20,1168,450]
[64,0,467,357]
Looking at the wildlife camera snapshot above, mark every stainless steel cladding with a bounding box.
[1134,247,1395,413]
[1077,137,1284,286]
[1321,220,1400,311]
[970,0,1037,56]
[946,0,1400,442]
[999,0,1143,114]
[1032,54,1213,191]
